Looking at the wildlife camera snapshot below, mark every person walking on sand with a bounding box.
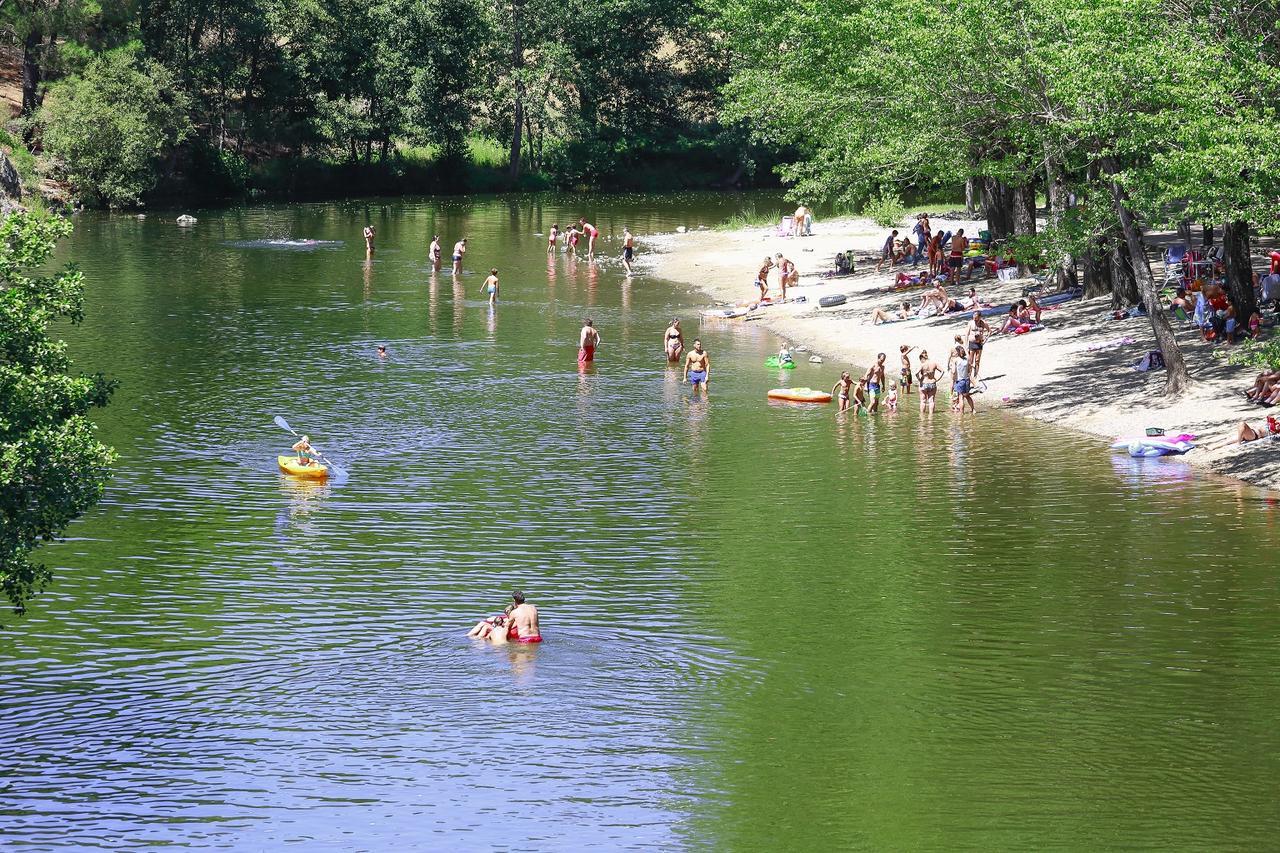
[580,219,599,257]
[507,590,542,643]
[966,310,990,378]
[917,349,942,414]
[429,234,442,270]
[899,344,916,394]
[774,253,798,301]
[948,229,969,281]
[951,344,975,414]
[683,339,710,394]
[479,268,500,305]
[865,352,888,413]
[664,318,684,362]
[877,229,899,273]
[363,225,375,254]
[755,257,774,301]
[579,319,600,365]
[833,371,854,413]
[622,227,636,275]
[451,238,467,274]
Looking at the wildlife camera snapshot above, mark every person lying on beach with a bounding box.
[869,301,912,325]
[1237,416,1280,443]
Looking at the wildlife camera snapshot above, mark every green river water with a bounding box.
[3,194,1280,850]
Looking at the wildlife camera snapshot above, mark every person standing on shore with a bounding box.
[928,230,944,276]
[966,310,990,378]
[877,230,898,272]
[755,256,774,301]
[452,238,467,274]
[429,234,442,270]
[579,318,600,365]
[622,227,636,275]
[949,229,968,281]
[683,340,709,394]
[479,268,500,305]
[363,225,375,255]
[774,253,797,300]
[912,216,929,261]
[917,349,942,414]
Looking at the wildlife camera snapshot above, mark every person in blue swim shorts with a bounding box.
[683,339,710,395]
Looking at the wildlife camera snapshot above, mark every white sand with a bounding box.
[644,214,1280,491]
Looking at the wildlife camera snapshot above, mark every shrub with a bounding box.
[38,51,192,207]
[862,189,905,228]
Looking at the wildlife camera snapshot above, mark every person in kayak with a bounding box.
[291,436,320,467]
[507,590,542,643]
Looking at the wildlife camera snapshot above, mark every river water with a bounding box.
[4,194,1280,850]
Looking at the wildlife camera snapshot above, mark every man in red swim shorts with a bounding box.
[507,590,542,643]
[579,318,599,365]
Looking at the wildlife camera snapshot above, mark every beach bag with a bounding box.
[1134,350,1165,372]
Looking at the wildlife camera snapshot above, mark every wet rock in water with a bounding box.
[809,355,823,364]
[676,226,687,233]
[177,214,197,226]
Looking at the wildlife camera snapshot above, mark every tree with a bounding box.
[38,50,192,207]
[0,212,116,614]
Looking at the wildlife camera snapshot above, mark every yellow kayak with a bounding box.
[278,454,328,478]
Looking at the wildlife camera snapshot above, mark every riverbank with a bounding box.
[647,215,1280,491]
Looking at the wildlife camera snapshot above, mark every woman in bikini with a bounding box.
[916,349,943,414]
[664,319,684,362]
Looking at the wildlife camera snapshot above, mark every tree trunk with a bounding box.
[507,0,525,181]
[965,176,977,215]
[1200,222,1214,246]
[1045,162,1077,291]
[21,28,43,142]
[1102,158,1189,396]
[982,177,1014,241]
[1082,240,1111,299]
[1110,241,1138,309]
[1176,219,1192,248]
[1012,181,1036,237]
[1223,220,1257,319]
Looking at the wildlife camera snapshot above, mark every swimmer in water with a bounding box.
[452,238,467,274]
[479,268,499,305]
[507,590,542,643]
[429,234,442,270]
[664,318,684,362]
[579,318,600,364]
[363,225,375,254]
[833,371,854,413]
[683,339,709,394]
[377,344,387,358]
[622,227,635,275]
[468,604,516,641]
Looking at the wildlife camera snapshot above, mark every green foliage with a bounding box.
[0,212,115,614]
[38,51,192,207]
[0,128,42,197]
[1223,336,1280,371]
[862,189,905,229]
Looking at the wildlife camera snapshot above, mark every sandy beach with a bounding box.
[646,214,1280,491]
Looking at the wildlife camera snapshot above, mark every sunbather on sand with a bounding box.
[870,301,912,325]
[1237,416,1280,442]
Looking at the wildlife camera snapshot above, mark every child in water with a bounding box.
[778,343,794,364]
